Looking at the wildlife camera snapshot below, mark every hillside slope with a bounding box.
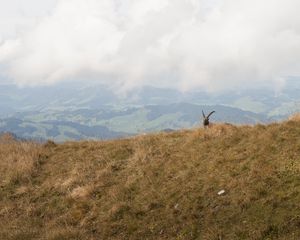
[0,118,300,240]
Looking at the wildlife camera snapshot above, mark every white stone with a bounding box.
[218,190,226,195]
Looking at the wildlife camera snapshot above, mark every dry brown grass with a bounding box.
[0,120,300,240]
[0,135,42,186]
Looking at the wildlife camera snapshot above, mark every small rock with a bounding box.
[174,203,179,209]
[217,190,226,196]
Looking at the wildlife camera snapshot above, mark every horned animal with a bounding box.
[202,110,215,127]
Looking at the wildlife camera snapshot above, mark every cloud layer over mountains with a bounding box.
[0,0,300,92]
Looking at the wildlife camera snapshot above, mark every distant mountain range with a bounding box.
[0,118,130,142]
[1,78,300,116]
[1,103,269,141]
[0,78,299,141]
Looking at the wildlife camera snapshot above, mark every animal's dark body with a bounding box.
[202,110,215,127]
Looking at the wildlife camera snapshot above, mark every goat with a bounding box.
[202,110,215,127]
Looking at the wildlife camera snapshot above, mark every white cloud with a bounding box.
[0,0,59,38]
[0,0,300,91]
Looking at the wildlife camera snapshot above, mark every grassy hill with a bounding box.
[0,116,300,239]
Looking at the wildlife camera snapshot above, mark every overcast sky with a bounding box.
[0,0,300,92]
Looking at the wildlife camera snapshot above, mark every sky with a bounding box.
[0,0,300,92]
